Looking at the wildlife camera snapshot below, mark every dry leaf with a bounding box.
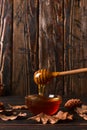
[48,116,58,124]
[40,113,50,124]
[53,111,73,121]
[28,113,41,122]
[8,104,28,110]
[54,111,68,120]
[75,105,87,120]
[28,111,73,124]
[0,114,18,121]
[0,112,27,121]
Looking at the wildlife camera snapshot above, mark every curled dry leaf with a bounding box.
[0,114,17,121]
[28,111,73,124]
[29,113,41,122]
[28,113,57,124]
[83,116,87,120]
[76,105,87,114]
[8,104,28,110]
[75,105,87,120]
[48,116,58,124]
[0,112,27,121]
[40,113,50,124]
[54,111,73,120]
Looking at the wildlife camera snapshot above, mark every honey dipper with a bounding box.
[34,68,87,85]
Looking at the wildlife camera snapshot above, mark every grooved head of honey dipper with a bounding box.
[34,69,53,85]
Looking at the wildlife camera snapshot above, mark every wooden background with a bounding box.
[0,0,87,96]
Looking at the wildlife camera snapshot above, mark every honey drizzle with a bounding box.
[38,84,45,96]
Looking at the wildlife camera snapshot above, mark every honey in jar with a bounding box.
[25,94,62,115]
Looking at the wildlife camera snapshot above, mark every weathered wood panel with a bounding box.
[0,0,87,96]
[0,0,13,95]
[39,0,64,95]
[12,0,39,95]
[64,0,74,96]
[71,0,87,96]
[64,0,87,96]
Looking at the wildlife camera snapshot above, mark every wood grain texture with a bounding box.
[0,0,13,95]
[12,0,39,95]
[64,0,87,96]
[0,0,87,96]
[71,0,87,96]
[39,0,64,95]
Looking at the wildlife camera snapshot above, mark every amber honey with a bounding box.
[25,94,62,115]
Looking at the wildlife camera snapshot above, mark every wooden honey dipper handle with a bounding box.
[34,68,87,85]
[52,68,87,77]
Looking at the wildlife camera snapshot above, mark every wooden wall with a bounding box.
[0,0,87,96]
[0,0,13,95]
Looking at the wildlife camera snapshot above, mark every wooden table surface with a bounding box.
[0,96,87,130]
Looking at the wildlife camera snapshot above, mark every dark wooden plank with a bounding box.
[64,0,73,96]
[39,0,64,95]
[0,0,13,95]
[64,0,87,96]
[12,0,39,96]
[0,125,87,130]
[71,0,87,96]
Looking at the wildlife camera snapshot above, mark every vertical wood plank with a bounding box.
[71,0,87,96]
[12,0,39,96]
[39,0,64,95]
[0,0,13,95]
[64,0,87,96]
[64,0,73,95]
